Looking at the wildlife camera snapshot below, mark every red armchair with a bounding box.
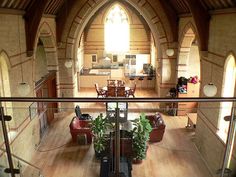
[69,117,92,144]
[146,114,166,142]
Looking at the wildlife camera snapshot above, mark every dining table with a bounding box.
[102,86,130,92]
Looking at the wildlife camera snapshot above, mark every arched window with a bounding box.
[105,4,129,53]
[218,55,236,142]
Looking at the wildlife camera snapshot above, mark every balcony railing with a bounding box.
[0,97,235,177]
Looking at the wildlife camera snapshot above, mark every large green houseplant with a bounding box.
[91,113,112,158]
[132,113,152,163]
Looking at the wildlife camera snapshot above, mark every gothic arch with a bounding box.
[61,0,172,63]
[102,2,131,24]
[58,0,173,97]
[177,22,200,78]
[35,21,58,71]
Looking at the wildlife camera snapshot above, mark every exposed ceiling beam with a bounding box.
[185,0,210,51]
[159,0,179,42]
[56,0,75,44]
[24,0,49,57]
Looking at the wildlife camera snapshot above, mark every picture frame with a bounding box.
[91,54,97,63]
[29,102,38,120]
[112,54,118,62]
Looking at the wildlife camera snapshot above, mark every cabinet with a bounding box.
[177,83,199,116]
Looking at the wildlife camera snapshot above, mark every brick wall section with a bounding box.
[178,14,236,176]
[0,14,57,167]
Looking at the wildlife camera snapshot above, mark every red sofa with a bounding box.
[146,114,166,142]
[69,117,92,144]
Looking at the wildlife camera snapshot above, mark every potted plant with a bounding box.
[132,113,152,163]
[91,113,112,159]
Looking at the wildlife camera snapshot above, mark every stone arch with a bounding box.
[177,22,200,79]
[35,21,58,71]
[58,0,173,97]
[34,21,59,95]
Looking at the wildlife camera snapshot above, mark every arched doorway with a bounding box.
[176,23,201,116]
[178,23,200,80]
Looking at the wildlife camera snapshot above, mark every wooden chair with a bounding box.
[127,83,136,97]
[117,80,125,87]
[107,80,116,86]
[95,83,106,98]
[107,86,116,97]
[117,86,126,97]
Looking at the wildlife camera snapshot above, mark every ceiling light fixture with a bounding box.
[17,16,30,96]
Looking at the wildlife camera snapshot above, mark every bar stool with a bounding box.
[138,76,144,89]
[129,76,135,86]
[147,76,154,88]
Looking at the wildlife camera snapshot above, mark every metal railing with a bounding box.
[0,96,236,177]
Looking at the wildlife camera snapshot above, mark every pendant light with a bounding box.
[64,59,73,68]
[166,48,174,57]
[63,0,73,69]
[17,16,30,96]
[203,63,217,97]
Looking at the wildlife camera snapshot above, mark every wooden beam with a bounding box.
[56,0,75,44]
[159,0,179,42]
[24,0,49,57]
[185,0,210,51]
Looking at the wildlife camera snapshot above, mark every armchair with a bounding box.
[69,117,92,144]
[146,114,166,142]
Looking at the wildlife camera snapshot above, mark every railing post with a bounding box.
[0,105,16,177]
[220,104,236,177]
[114,106,120,177]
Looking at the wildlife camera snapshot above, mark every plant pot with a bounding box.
[132,158,143,164]
[95,150,107,160]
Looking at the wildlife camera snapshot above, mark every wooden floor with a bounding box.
[31,88,213,177]
[77,88,160,113]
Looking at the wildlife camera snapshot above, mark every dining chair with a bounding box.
[107,79,116,86]
[107,86,116,97]
[95,83,106,98]
[117,86,126,97]
[127,83,136,97]
[117,80,125,87]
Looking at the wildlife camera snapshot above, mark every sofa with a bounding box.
[69,117,92,144]
[146,114,166,142]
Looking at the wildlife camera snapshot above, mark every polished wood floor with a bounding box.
[77,88,160,113]
[31,88,213,177]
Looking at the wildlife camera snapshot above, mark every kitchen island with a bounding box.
[79,69,111,88]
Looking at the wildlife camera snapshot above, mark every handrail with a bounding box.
[0,147,42,172]
[0,96,235,103]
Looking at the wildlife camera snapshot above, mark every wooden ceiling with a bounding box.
[1,0,235,55]
[0,0,64,14]
[0,0,235,15]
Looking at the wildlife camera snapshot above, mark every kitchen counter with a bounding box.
[80,69,111,76]
[124,73,155,77]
